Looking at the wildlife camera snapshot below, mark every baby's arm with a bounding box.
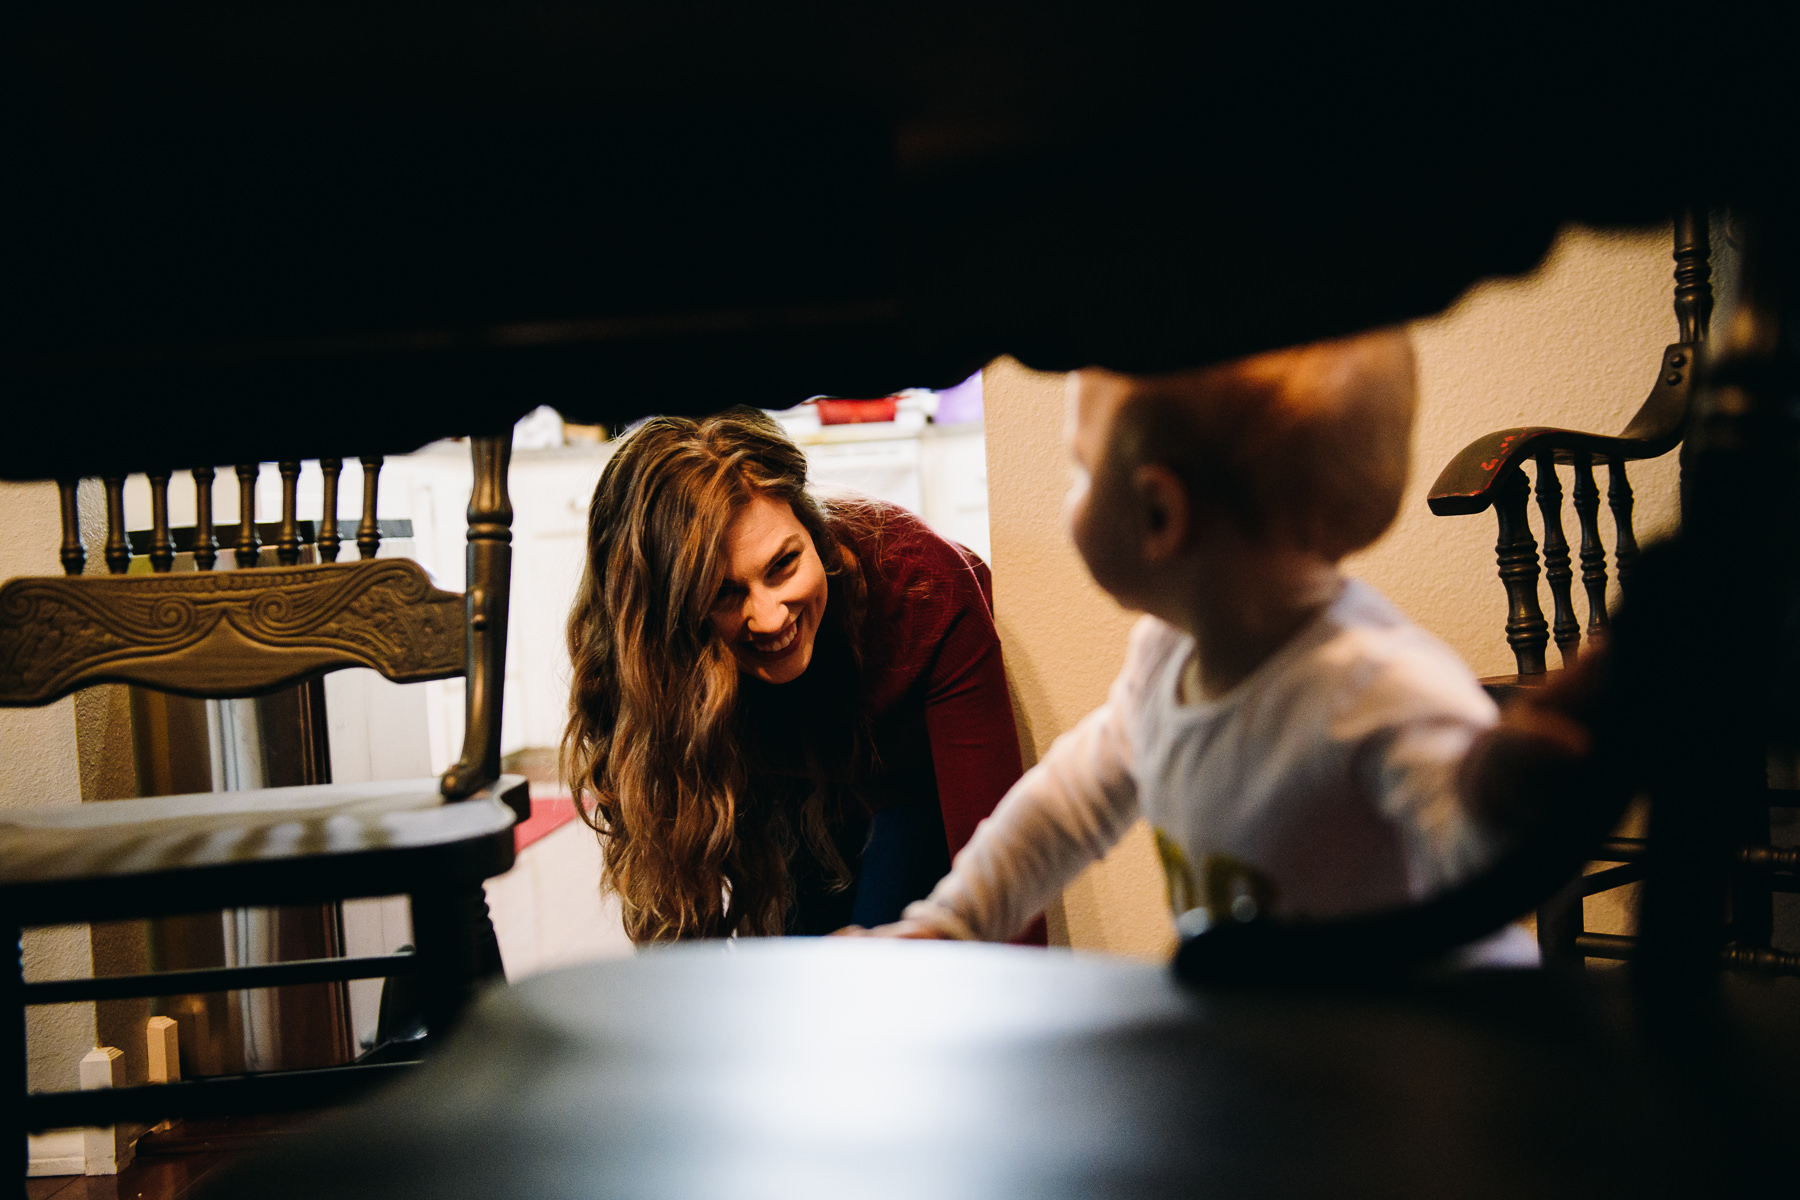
[1358,659,1505,897]
[1376,717,1497,895]
[878,676,1143,942]
[846,619,1177,942]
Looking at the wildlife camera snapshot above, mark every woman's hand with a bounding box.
[830,918,956,939]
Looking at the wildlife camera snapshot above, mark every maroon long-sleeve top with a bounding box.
[844,500,1025,861]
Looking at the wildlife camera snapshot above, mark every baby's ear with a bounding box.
[1132,463,1190,561]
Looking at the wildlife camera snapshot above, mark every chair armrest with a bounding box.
[1426,343,1695,517]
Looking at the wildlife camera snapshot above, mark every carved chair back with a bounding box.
[1426,210,1713,680]
[0,435,514,798]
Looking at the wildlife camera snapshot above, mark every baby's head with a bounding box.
[1065,329,1416,608]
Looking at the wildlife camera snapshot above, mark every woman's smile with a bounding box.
[747,619,800,656]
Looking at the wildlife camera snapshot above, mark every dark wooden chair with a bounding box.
[1,434,526,1180]
[1414,209,1799,977]
[1425,210,1711,692]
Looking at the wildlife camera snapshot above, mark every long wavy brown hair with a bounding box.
[562,408,873,942]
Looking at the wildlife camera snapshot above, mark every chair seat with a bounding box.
[0,775,527,923]
[1480,671,1555,707]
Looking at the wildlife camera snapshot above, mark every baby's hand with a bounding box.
[830,918,954,940]
[1459,644,1605,836]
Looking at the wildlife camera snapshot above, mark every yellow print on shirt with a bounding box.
[1202,854,1279,924]
[1155,829,1281,924]
[1153,827,1201,916]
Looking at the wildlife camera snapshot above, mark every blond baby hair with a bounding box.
[1110,329,1416,561]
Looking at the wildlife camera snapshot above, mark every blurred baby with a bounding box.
[846,330,1526,954]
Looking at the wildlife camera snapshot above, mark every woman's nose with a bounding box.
[745,586,787,632]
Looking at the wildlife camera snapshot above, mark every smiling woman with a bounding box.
[563,409,1036,943]
[709,494,831,685]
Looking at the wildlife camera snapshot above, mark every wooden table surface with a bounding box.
[195,940,1796,1198]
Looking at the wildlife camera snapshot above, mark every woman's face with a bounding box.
[708,492,829,685]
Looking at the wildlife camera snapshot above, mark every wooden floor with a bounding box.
[27,1152,232,1200]
[27,1115,317,1200]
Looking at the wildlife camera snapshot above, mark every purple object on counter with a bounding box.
[933,371,984,426]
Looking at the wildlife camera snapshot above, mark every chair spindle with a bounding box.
[1494,465,1548,675]
[1607,458,1639,593]
[441,432,515,798]
[1673,206,1713,345]
[55,479,84,576]
[276,461,303,566]
[1533,452,1580,663]
[1572,455,1609,637]
[235,463,262,569]
[102,477,130,575]
[318,458,343,563]
[192,467,219,572]
[357,456,383,560]
[147,471,176,574]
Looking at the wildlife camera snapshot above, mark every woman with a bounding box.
[563,407,1036,943]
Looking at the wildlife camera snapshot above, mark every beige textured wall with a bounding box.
[0,481,101,1092]
[983,361,1176,958]
[983,223,1690,959]
[1,479,148,1097]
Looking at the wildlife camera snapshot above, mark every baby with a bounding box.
[852,330,1513,944]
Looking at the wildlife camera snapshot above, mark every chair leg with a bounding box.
[1538,880,1584,968]
[408,887,504,1044]
[460,888,506,986]
[5,920,25,1197]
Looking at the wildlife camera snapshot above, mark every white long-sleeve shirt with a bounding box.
[903,580,1503,943]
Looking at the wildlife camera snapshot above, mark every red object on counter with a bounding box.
[815,397,898,425]
[515,796,581,852]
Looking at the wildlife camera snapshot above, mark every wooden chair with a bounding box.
[1,434,525,1180]
[1419,210,1798,977]
[1425,210,1711,690]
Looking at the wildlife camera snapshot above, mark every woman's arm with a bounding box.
[886,615,1161,942]
[918,558,1027,858]
[847,514,1138,940]
[896,694,1142,941]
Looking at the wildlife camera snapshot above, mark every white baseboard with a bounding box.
[27,1129,84,1177]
